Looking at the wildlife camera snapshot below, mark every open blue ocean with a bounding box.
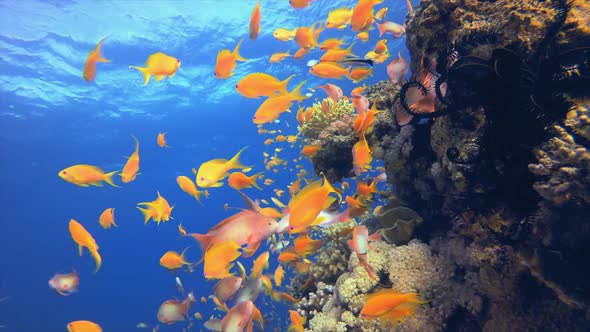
[0,1,416,331]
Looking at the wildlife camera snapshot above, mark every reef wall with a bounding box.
[297,0,590,330]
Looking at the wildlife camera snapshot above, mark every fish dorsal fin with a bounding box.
[239,192,259,211]
[208,211,247,233]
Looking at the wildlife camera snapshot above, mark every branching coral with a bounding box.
[298,98,355,140]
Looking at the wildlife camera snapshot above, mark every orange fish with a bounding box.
[269,51,291,63]
[273,28,297,41]
[374,39,388,54]
[68,219,101,273]
[274,265,284,287]
[288,174,340,233]
[264,138,273,145]
[228,172,263,190]
[352,133,372,176]
[280,292,298,303]
[214,40,247,79]
[319,38,346,50]
[82,37,109,82]
[351,0,382,31]
[67,320,102,332]
[349,67,373,83]
[178,223,187,236]
[129,52,180,86]
[98,208,117,229]
[293,234,322,257]
[194,312,203,320]
[156,133,170,148]
[374,7,388,20]
[295,23,322,50]
[309,62,350,79]
[293,47,310,59]
[290,0,316,9]
[236,73,294,99]
[288,310,305,332]
[249,1,261,40]
[250,251,269,278]
[387,52,409,83]
[253,81,307,124]
[120,135,140,183]
[354,102,382,135]
[356,31,369,42]
[160,248,192,270]
[176,176,209,203]
[137,191,174,225]
[300,144,320,157]
[203,240,242,279]
[360,289,427,322]
[319,44,355,62]
[278,249,300,264]
[58,165,118,188]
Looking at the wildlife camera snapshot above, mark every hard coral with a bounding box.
[298,98,355,140]
[529,123,590,205]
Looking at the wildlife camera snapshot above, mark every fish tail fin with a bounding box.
[289,80,308,102]
[406,0,413,12]
[251,172,264,190]
[279,74,296,95]
[137,206,152,224]
[233,40,247,61]
[344,66,353,80]
[227,146,249,170]
[131,134,139,151]
[103,171,120,188]
[376,22,385,37]
[90,249,102,273]
[95,36,110,62]
[129,66,151,86]
[188,233,212,255]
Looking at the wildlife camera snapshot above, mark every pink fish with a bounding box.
[189,193,279,257]
[351,95,369,114]
[376,21,405,37]
[213,276,243,302]
[387,52,409,83]
[157,292,196,325]
[317,83,343,103]
[222,301,255,332]
[234,277,263,303]
[347,226,379,278]
[48,270,79,296]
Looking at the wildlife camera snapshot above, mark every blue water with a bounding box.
[0,1,416,331]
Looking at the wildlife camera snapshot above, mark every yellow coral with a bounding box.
[298,97,355,140]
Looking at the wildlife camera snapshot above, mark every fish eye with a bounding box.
[290,226,294,230]
[62,171,67,174]
[199,177,205,182]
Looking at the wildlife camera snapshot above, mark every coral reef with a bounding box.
[295,0,590,330]
[296,97,357,183]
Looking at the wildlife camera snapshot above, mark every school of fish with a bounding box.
[56,1,425,331]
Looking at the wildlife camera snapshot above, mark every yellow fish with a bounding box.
[194,147,250,188]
